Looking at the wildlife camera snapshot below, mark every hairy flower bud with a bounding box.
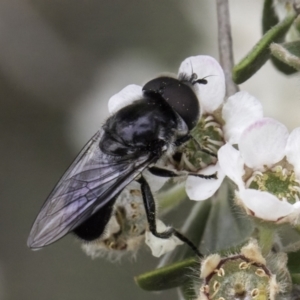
[197,240,291,300]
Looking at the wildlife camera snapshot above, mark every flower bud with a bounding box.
[197,240,291,300]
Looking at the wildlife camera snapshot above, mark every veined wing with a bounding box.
[27,130,155,249]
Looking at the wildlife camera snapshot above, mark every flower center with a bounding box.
[172,114,224,172]
[200,255,271,300]
[247,165,300,204]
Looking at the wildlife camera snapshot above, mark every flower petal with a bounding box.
[239,118,289,170]
[185,163,225,201]
[222,91,263,144]
[178,55,225,114]
[108,84,143,114]
[145,220,183,257]
[285,127,300,179]
[218,143,245,189]
[238,189,294,221]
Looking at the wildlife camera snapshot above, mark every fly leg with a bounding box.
[138,175,202,257]
[148,166,217,179]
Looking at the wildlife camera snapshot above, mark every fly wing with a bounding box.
[28,130,155,249]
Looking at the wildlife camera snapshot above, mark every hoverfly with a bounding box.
[27,73,216,257]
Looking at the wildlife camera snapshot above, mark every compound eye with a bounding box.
[142,77,171,94]
[143,77,200,130]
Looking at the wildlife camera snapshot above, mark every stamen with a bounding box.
[255,268,266,277]
[214,127,224,137]
[251,288,259,298]
[216,268,225,277]
[204,121,220,129]
[239,261,251,269]
[207,138,224,146]
[206,144,218,153]
[182,154,198,172]
[247,167,300,204]
[204,115,214,122]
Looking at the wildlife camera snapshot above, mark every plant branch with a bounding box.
[216,0,239,97]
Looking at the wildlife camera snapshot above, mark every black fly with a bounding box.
[27,75,217,257]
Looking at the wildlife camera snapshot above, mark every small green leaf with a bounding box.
[287,251,300,273]
[271,41,300,70]
[262,0,297,75]
[262,0,280,33]
[233,12,296,84]
[135,257,198,291]
[270,55,298,74]
[178,280,198,300]
[281,40,300,56]
[200,181,254,254]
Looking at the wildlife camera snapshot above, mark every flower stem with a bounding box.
[215,0,239,97]
[257,226,274,256]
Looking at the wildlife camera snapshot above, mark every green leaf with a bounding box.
[270,55,298,74]
[178,280,198,300]
[135,257,198,291]
[262,0,297,75]
[200,181,254,254]
[262,0,280,33]
[287,251,300,273]
[233,12,296,84]
[271,40,300,70]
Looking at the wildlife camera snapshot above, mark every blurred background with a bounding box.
[1,0,299,299]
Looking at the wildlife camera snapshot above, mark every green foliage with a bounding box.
[288,251,300,274]
[134,257,198,291]
[271,40,300,71]
[200,182,254,255]
[233,10,296,83]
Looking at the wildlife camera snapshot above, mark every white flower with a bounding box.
[177,56,226,200]
[145,220,183,257]
[108,84,143,115]
[181,58,263,200]
[218,117,300,223]
[178,55,226,114]
[222,91,264,144]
